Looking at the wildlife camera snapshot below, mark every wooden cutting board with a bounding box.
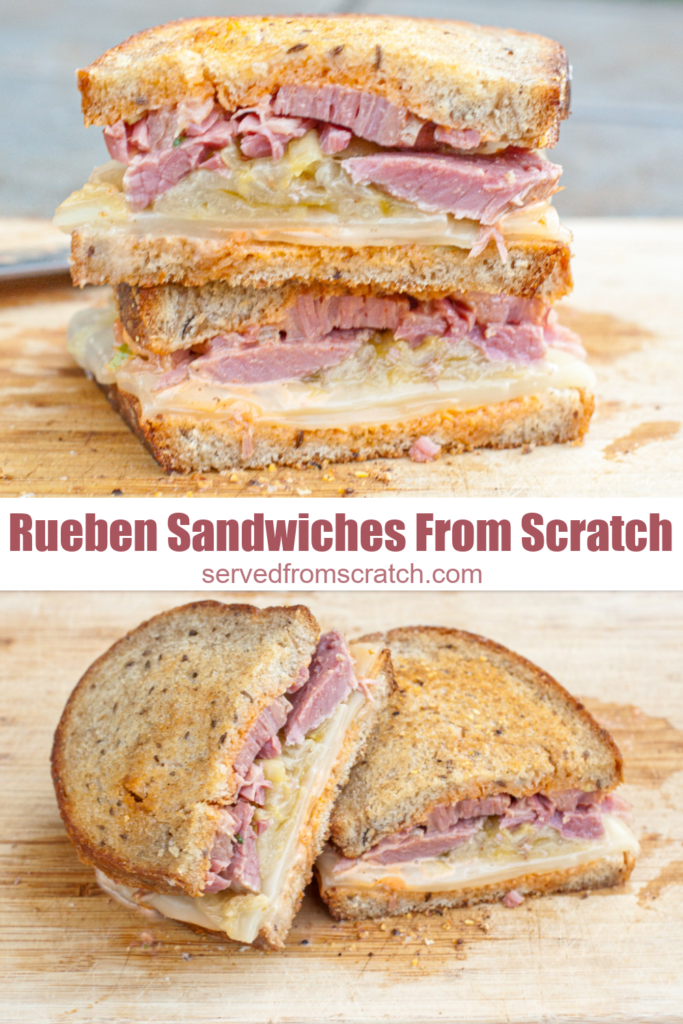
[0,218,681,497]
[1,591,682,1023]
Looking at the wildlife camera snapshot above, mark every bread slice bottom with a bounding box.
[71,229,572,299]
[317,851,635,921]
[103,383,593,472]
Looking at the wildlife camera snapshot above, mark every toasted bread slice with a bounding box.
[330,627,623,859]
[77,16,569,149]
[51,601,318,897]
[317,852,636,921]
[115,261,573,354]
[70,229,571,296]
[102,383,594,472]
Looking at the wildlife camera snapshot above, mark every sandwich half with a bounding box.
[51,601,392,948]
[55,16,594,469]
[317,627,638,919]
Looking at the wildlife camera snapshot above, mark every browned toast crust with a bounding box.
[77,16,569,148]
[71,229,572,298]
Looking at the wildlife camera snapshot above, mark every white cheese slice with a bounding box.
[96,644,380,944]
[316,815,639,894]
[54,166,570,251]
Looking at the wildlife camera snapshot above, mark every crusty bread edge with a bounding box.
[70,231,573,301]
[316,852,635,921]
[51,600,320,896]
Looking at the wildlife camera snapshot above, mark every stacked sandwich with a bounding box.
[56,15,594,471]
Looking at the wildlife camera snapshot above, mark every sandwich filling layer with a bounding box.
[55,92,568,257]
[319,791,639,893]
[68,303,594,431]
[97,641,380,944]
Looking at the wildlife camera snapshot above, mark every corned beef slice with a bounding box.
[147,291,583,394]
[284,631,358,745]
[409,436,442,463]
[364,818,484,864]
[286,294,410,340]
[233,695,292,777]
[340,789,631,868]
[205,799,260,894]
[273,84,423,147]
[319,125,353,154]
[191,332,367,386]
[343,148,561,224]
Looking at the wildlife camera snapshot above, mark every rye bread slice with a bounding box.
[330,627,623,859]
[77,15,569,149]
[51,601,319,897]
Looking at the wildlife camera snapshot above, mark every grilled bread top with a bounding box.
[330,627,623,858]
[51,601,319,896]
[78,16,570,148]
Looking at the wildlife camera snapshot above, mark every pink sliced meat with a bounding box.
[205,799,260,894]
[434,126,483,150]
[103,122,130,163]
[550,789,602,812]
[256,735,281,760]
[239,132,275,159]
[500,793,555,831]
[233,695,291,778]
[549,804,605,840]
[190,332,366,386]
[343,148,561,224]
[469,322,547,363]
[319,125,352,154]
[204,799,260,894]
[363,818,484,865]
[237,763,272,807]
[394,298,473,347]
[465,294,547,326]
[207,807,237,876]
[286,293,410,340]
[409,437,442,463]
[273,83,423,147]
[503,889,525,908]
[284,630,358,745]
[150,350,193,392]
[222,821,260,893]
[123,143,208,210]
[287,664,310,694]
[600,792,632,818]
[428,795,512,831]
[236,110,314,160]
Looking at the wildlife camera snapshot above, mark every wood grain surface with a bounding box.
[1,591,682,1023]
[0,218,681,497]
